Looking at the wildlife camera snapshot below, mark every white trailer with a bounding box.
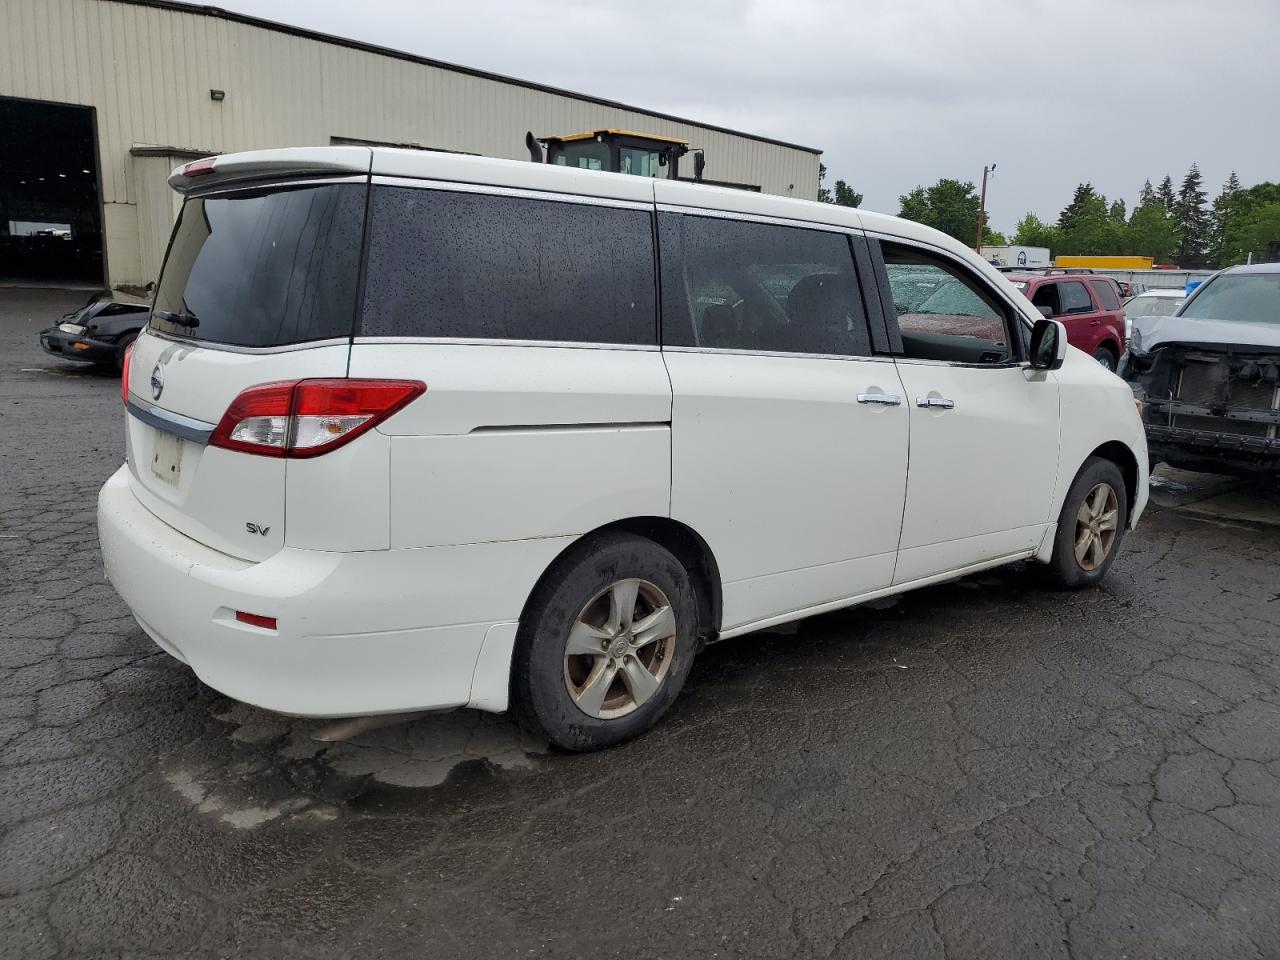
[981,245,1051,268]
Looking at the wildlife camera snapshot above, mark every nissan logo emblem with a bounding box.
[150,363,165,400]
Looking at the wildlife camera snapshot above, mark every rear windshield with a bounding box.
[151,183,366,347]
[1180,273,1280,325]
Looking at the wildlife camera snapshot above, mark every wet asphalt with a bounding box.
[3,288,1280,959]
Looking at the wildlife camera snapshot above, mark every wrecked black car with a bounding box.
[39,294,150,372]
[1120,264,1280,475]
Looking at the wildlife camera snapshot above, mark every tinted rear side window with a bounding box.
[1059,280,1095,314]
[361,186,656,344]
[659,214,871,357]
[151,183,365,347]
[1090,279,1121,310]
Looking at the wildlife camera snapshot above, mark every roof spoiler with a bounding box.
[168,146,373,194]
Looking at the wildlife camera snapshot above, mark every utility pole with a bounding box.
[975,163,997,253]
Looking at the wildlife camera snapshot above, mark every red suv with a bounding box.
[1005,273,1127,370]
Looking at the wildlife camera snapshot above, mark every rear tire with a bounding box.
[1042,456,1129,589]
[1092,344,1118,371]
[512,532,699,752]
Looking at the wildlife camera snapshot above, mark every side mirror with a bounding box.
[1036,304,1054,319]
[1029,317,1068,371]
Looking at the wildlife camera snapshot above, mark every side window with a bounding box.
[360,186,656,344]
[1031,282,1061,317]
[1090,279,1121,311]
[880,243,1013,365]
[1059,281,1095,315]
[659,214,871,357]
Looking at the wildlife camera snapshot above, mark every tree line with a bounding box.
[1011,168,1280,268]
[819,164,1279,268]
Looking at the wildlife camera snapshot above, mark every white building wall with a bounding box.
[0,0,822,287]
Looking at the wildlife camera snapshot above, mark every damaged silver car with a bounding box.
[1120,263,1280,475]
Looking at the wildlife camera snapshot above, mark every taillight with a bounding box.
[209,379,425,458]
[121,340,136,404]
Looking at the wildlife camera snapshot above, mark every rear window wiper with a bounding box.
[153,309,200,328]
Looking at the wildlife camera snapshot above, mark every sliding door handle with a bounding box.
[857,393,902,406]
[915,396,955,410]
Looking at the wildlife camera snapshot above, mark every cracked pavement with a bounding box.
[3,288,1280,959]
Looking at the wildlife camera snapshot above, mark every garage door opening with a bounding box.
[0,96,105,287]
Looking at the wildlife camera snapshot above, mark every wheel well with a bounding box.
[1096,340,1119,358]
[524,518,723,643]
[1089,440,1138,507]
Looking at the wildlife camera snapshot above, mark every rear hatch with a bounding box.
[125,171,368,560]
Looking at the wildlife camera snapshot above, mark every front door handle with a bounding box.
[857,393,902,406]
[915,396,955,410]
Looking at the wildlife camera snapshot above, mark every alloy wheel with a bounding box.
[563,578,677,719]
[1074,482,1119,571]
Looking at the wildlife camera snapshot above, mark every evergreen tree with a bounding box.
[1218,181,1280,264]
[1174,163,1211,267]
[1157,175,1177,213]
[1138,179,1156,206]
[1058,184,1115,255]
[817,163,831,204]
[833,180,863,208]
[1058,183,1099,235]
[1109,199,1127,224]
[1209,171,1242,267]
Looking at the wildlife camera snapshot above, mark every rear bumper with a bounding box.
[97,466,570,716]
[40,327,117,364]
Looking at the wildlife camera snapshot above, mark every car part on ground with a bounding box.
[38,293,149,370]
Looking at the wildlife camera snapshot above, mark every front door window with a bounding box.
[881,248,1013,364]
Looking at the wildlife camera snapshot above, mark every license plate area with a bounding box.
[151,430,184,487]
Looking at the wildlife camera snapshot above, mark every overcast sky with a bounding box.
[218,0,1277,233]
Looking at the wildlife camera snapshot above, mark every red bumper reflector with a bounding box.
[235,611,277,630]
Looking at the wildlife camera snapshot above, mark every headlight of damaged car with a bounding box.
[57,322,87,335]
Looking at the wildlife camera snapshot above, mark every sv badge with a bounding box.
[245,522,271,536]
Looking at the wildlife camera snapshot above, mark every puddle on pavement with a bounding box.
[162,702,550,828]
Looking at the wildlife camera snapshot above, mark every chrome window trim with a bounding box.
[125,396,215,444]
[371,176,653,211]
[893,356,1026,371]
[657,203,858,236]
[661,345,893,364]
[144,330,352,354]
[352,336,659,352]
[184,174,369,200]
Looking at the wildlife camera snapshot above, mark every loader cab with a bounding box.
[526,129,705,181]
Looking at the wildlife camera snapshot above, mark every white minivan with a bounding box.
[98,147,1148,750]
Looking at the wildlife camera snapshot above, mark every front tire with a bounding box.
[1093,344,1118,371]
[512,533,699,751]
[1043,456,1129,589]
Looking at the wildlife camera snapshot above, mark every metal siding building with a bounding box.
[0,0,822,289]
